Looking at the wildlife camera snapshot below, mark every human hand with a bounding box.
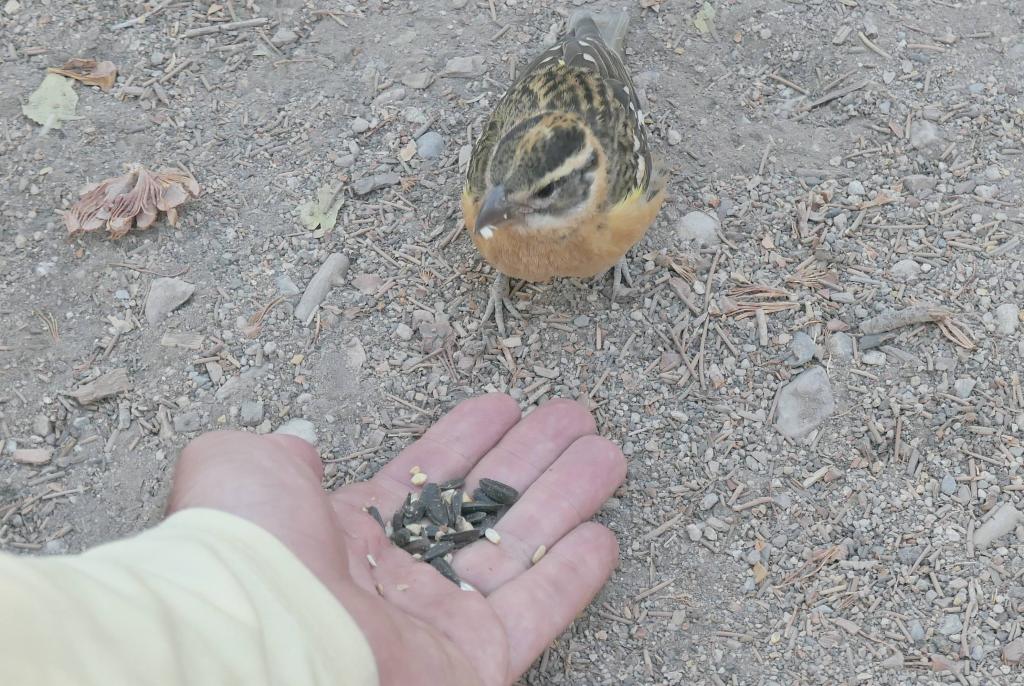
[167,395,625,686]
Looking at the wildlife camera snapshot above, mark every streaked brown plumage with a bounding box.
[462,11,667,334]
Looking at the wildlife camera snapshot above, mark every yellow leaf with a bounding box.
[22,74,79,129]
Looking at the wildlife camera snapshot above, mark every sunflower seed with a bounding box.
[461,500,502,515]
[392,527,414,547]
[439,477,465,491]
[531,544,547,565]
[448,488,464,523]
[411,472,428,486]
[464,511,488,525]
[424,540,455,561]
[402,497,426,525]
[403,538,430,555]
[367,554,378,568]
[392,497,407,532]
[479,478,519,505]
[422,483,449,526]
[431,557,461,585]
[366,505,386,529]
[440,528,483,547]
[484,528,501,544]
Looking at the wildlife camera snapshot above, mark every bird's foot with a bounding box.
[598,257,635,302]
[481,272,522,337]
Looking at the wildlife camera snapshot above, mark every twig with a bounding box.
[182,17,268,38]
[803,80,870,111]
[858,31,891,60]
[768,73,808,95]
[110,0,173,30]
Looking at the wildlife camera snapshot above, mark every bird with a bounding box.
[461,10,667,335]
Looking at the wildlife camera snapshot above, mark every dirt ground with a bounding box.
[3,0,1024,683]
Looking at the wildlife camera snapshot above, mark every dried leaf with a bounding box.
[693,2,716,35]
[298,183,345,232]
[752,562,768,584]
[65,164,201,238]
[22,74,79,129]
[48,58,117,91]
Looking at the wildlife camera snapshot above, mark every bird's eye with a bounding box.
[535,183,556,199]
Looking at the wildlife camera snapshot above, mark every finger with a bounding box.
[463,397,596,497]
[488,522,619,682]
[454,434,624,592]
[368,393,521,511]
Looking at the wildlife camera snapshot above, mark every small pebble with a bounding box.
[411,472,428,486]
[995,303,1019,335]
[940,474,957,496]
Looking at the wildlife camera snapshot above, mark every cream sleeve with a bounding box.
[0,508,379,686]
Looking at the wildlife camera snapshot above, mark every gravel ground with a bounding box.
[3,0,1024,683]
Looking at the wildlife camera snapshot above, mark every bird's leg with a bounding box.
[596,256,635,302]
[480,272,522,337]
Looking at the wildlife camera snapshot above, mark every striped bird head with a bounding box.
[476,112,606,238]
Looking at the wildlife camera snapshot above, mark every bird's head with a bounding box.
[476,112,606,239]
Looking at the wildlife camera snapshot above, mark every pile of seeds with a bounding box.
[366,472,525,587]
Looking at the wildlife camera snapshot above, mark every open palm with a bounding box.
[167,394,625,686]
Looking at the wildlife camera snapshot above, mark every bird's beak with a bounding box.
[475,185,512,240]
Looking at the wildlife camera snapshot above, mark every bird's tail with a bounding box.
[568,10,630,58]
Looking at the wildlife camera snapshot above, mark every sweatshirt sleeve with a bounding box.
[0,508,379,686]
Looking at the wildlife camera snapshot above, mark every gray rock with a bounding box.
[786,332,816,367]
[270,28,298,46]
[676,211,720,247]
[862,12,879,37]
[353,172,401,196]
[775,366,835,439]
[975,184,997,200]
[401,71,433,89]
[416,131,444,159]
[909,620,925,642]
[897,545,925,565]
[909,120,941,153]
[700,493,719,510]
[974,503,1023,548]
[240,400,264,427]
[372,87,405,106]
[276,274,300,296]
[31,414,51,437]
[442,55,485,77]
[1003,637,1024,665]
[144,277,195,324]
[938,614,962,636]
[940,474,957,495]
[995,303,1019,335]
[685,523,702,542]
[847,180,865,196]
[173,412,202,433]
[861,350,886,366]
[395,323,414,341]
[666,129,683,145]
[827,333,855,362]
[891,258,921,281]
[903,174,936,194]
[351,117,370,134]
[953,378,976,399]
[274,418,317,446]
